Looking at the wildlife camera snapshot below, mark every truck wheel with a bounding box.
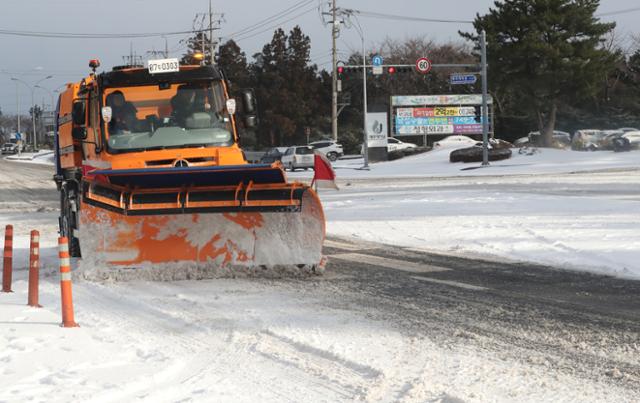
[60,188,82,257]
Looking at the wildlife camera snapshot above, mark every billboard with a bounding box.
[392,95,492,136]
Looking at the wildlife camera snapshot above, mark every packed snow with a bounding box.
[291,148,640,280]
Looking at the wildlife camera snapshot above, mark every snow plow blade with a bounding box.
[78,164,325,268]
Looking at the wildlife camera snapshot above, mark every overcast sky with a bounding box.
[0,0,638,114]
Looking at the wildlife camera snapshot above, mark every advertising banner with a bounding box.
[392,94,492,136]
[391,94,493,107]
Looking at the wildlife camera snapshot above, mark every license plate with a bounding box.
[148,58,180,74]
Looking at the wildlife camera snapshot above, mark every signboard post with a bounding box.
[366,112,389,149]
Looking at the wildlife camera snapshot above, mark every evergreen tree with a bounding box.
[217,40,251,89]
[251,26,326,146]
[461,0,617,145]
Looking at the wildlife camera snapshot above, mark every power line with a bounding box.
[596,6,640,17]
[233,6,318,43]
[223,0,315,39]
[348,9,473,24]
[0,28,197,39]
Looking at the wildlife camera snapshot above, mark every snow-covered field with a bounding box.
[292,148,640,279]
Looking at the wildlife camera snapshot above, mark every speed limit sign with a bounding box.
[415,57,432,74]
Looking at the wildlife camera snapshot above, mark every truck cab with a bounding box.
[56,63,256,174]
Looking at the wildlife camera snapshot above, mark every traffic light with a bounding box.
[387,66,396,74]
[337,66,344,79]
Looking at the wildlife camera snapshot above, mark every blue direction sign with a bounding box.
[450,73,477,85]
[372,55,384,67]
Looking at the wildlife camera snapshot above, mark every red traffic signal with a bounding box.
[388,66,396,74]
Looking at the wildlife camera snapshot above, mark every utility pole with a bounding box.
[194,3,223,66]
[331,0,338,142]
[209,0,215,65]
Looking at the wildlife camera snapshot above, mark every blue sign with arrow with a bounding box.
[372,55,383,67]
[450,73,477,85]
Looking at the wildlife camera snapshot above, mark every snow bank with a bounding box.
[290,148,640,180]
[4,150,55,166]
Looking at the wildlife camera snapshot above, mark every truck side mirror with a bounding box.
[72,101,86,126]
[72,127,87,140]
[244,115,258,128]
[241,89,257,114]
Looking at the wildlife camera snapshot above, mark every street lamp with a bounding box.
[34,85,55,111]
[344,11,369,169]
[11,75,53,149]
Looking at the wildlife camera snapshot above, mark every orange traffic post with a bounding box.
[28,230,42,307]
[58,237,78,327]
[2,224,13,293]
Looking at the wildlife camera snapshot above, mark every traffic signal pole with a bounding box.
[331,0,339,142]
[361,29,369,169]
[481,30,489,166]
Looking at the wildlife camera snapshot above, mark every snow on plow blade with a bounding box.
[78,164,325,268]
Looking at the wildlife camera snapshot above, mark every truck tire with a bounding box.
[60,187,82,257]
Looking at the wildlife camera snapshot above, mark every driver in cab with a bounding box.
[106,91,138,134]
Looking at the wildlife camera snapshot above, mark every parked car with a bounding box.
[387,137,417,152]
[1,141,22,155]
[433,135,477,149]
[571,129,606,151]
[618,127,639,133]
[600,130,626,150]
[622,131,640,149]
[259,147,288,164]
[513,136,530,147]
[309,140,343,161]
[527,130,571,148]
[281,146,315,171]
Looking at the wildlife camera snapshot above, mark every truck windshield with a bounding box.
[104,81,233,152]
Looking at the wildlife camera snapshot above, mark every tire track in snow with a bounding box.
[251,329,383,400]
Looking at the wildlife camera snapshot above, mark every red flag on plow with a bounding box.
[312,152,339,190]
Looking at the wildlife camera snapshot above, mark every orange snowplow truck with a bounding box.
[54,59,324,270]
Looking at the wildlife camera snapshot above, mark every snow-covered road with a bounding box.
[1,155,640,402]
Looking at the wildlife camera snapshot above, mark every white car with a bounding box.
[387,137,417,152]
[1,142,22,155]
[433,135,477,149]
[622,131,640,148]
[280,146,315,171]
[309,140,343,161]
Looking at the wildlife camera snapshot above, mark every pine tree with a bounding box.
[217,40,251,89]
[461,0,617,145]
